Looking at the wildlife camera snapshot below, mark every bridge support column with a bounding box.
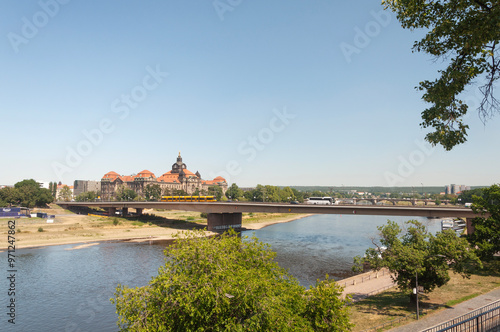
[106,207,116,216]
[207,213,242,232]
[122,207,128,217]
[136,208,143,216]
[466,218,475,235]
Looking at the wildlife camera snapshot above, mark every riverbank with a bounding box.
[0,205,310,250]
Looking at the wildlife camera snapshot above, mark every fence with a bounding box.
[340,268,390,288]
[422,299,500,332]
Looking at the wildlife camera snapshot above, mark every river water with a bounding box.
[1,214,441,331]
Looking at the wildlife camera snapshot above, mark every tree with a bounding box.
[382,0,500,150]
[112,229,352,331]
[75,191,98,202]
[116,186,138,201]
[459,188,485,204]
[143,184,162,201]
[468,184,500,260]
[3,179,54,208]
[354,220,481,302]
[225,183,243,200]
[58,185,73,202]
[207,185,223,201]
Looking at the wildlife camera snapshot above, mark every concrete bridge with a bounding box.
[57,201,483,233]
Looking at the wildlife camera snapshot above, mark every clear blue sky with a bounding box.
[1,0,498,188]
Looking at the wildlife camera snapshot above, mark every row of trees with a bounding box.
[0,179,54,208]
[225,184,303,202]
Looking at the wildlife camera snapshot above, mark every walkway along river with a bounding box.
[0,214,441,331]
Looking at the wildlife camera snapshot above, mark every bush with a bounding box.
[200,212,208,219]
[112,229,352,331]
[38,227,44,232]
[113,218,119,226]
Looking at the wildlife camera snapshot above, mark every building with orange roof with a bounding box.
[100,152,227,200]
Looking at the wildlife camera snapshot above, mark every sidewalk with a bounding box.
[341,268,396,301]
[388,287,500,332]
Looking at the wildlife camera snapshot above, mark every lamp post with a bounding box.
[415,254,446,320]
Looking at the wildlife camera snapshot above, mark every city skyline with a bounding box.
[1,1,499,187]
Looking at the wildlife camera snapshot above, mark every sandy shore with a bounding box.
[0,206,311,250]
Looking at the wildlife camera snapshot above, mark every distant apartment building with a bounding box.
[100,153,228,200]
[444,184,470,195]
[73,180,101,196]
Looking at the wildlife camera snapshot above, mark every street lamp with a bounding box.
[415,254,446,320]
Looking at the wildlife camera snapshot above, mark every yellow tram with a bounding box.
[160,195,217,202]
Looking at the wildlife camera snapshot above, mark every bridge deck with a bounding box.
[57,202,482,219]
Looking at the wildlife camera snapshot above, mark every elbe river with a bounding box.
[1,214,441,331]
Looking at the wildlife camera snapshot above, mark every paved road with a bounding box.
[388,287,500,332]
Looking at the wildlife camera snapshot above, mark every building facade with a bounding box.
[100,153,228,200]
[73,180,101,196]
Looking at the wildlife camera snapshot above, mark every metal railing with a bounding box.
[340,268,389,288]
[422,299,500,332]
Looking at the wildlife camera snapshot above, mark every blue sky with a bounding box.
[1,0,498,187]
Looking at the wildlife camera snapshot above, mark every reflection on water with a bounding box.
[0,214,440,331]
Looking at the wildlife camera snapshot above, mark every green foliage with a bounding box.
[112,229,352,331]
[144,184,162,201]
[59,185,73,202]
[0,179,54,208]
[382,0,500,150]
[242,184,299,203]
[207,185,223,201]
[354,220,481,301]
[75,191,99,202]
[459,188,485,204]
[200,212,208,219]
[38,227,44,232]
[113,218,119,226]
[116,186,138,201]
[225,183,244,200]
[468,184,500,260]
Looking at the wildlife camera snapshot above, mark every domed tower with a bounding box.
[171,152,187,174]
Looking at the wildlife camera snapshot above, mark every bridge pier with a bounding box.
[207,213,242,232]
[106,207,116,216]
[466,218,475,235]
[136,208,143,216]
[122,207,128,217]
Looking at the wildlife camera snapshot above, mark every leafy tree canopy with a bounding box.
[116,186,138,201]
[207,185,223,200]
[144,184,162,201]
[0,179,53,208]
[468,184,500,260]
[112,229,352,331]
[75,191,99,202]
[382,0,500,150]
[58,185,73,202]
[354,220,481,301]
[225,183,244,200]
